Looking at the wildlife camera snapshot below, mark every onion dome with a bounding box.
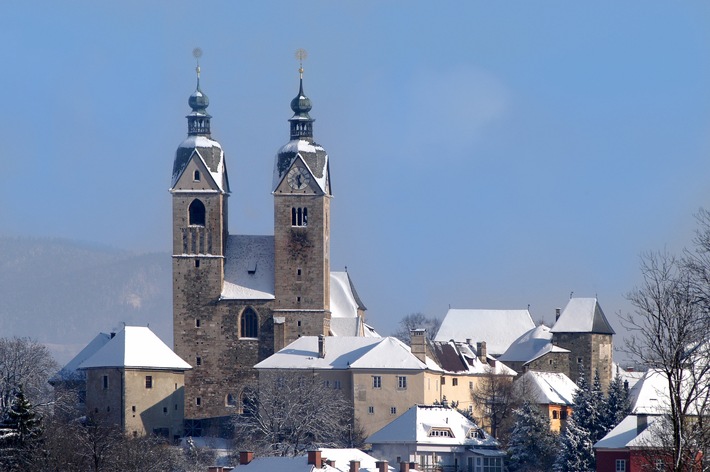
[289,67,314,141]
[186,65,211,136]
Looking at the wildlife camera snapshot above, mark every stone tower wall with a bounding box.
[552,332,613,391]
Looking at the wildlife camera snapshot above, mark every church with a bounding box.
[170,62,373,435]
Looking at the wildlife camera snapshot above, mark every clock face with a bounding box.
[287,166,311,190]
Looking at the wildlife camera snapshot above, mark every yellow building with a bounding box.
[79,326,192,440]
[254,331,516,437]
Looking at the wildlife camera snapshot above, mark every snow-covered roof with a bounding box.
[594,414,662,450]
[172,136,229,193]
[221,235,276,300]
[51,332,112,382]
[78,326,191,370]
[330,271,366,318]
[432,341,517,376]
[498,325,569,364]
[550,298,615,334]
[366,405,500,450]
[434,309,536,356]
[516,371,577,406]
[319,448,393,472]
[255,336,429,371]
[628,369,670,415]
[272,140,329,194]
[237,456,337,472]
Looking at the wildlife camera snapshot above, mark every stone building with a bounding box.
[550,297,615,391]
[78,326,191,440]
[170,65,370,435]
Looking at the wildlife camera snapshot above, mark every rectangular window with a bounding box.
[441,376,446,385]
[196,397,201,406]
[196,356,202,366]
[145,376,153,389]
[390,407,397,415]
[397,376,407,390]
[324,380,330,388]
[615,459,626,472]
[372,376,382,389]
[469,381,474,390]
[195,319,201,328]
[102,375,109,390]
[334,380,342,390]
[452,378,458,386]
[368,406,374,414]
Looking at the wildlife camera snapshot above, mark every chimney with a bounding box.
[350,460,360,472]
[376,461,389,472]
[318,335,326,358]
[273,317,285,352]
[308,450,322,466]
[465,338,472,345]
[410,329,427,363]
[409,462,417,470]
[239,451,254,465]
[555,308,561,321]
[637,414,648,435]
[476,341,487,363]
[326,459,336,468]
[400,461,410,472]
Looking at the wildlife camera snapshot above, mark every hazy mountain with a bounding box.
[0,237,172,365]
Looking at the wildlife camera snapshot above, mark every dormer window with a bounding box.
[429,428,454,438]
[193,170,201,182]
[467,428,486,439]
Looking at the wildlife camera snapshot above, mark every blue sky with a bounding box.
[2,2,709,342]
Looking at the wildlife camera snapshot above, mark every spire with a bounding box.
[187,47,211,136]
[289,48,314,141]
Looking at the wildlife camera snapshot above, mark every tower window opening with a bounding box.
[195,259,200,268]
[240,307,258,338]
[292,207,308,226]
[188,199,206,226]
[193,170,201,181]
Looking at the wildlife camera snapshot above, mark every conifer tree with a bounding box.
[507,401,557,472]
[0,386,42,471]
[603,373,630,433]
[554,414,595,472]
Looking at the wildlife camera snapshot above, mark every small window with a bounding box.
[552,410,559,419]
[441,376,446,385]
[390,407,397,415]
[297,268,302,276]
[226,394,237,407]
[334,380,342,390]
[324,380,331,388]
[372,376,382,389]
[397,376,407,390]
[297,296,301,303]
[195,260,200,268]
[577,357,583,364]
[297,320,302,327]
[561,409,568,419]
[291,207,308,226]
[131,405,136,413]
[452,378,458,386]
[368,406,374,414]
[175,404,178,411]
[196,397,202,406]
[615,459,626,472]
[163,407,168,414]
[145,376,153,389]
[106,406,110,412]
[549,359,553,365]
[103,375,109,390]
[193,170,201,181]
[196,356,202,366]
[469,381,473,390]
[195,319,201,328]
[240,308,258,338]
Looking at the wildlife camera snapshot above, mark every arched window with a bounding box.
[189,199,206,226]
[193,170,201,181]
[552,410,559,419]
[241,307,258,338]
[225,393,237,408]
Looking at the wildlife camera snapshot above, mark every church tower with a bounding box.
[272,65,332,348]
[170,62,232,425]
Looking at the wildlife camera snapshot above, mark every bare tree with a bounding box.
[622,248,710,472]
[393,312,441,343]
[232,372,363,457]
[471,368,516,444]
[0,337,58,417]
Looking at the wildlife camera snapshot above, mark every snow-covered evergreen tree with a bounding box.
[554,367,607,471]
[554,414,595,472]
[0,386,42,471]
[507,401,557,472]
[6,387,41,445]
[603,373,630,432]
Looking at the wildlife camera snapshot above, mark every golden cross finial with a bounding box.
[295,48,308,79]
[193,47,203,79]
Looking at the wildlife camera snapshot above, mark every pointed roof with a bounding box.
[498,324,569,364]
[78,326,191,370]
[366,404,500,449]
[550,298,615,334]
[434,309,536,356]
